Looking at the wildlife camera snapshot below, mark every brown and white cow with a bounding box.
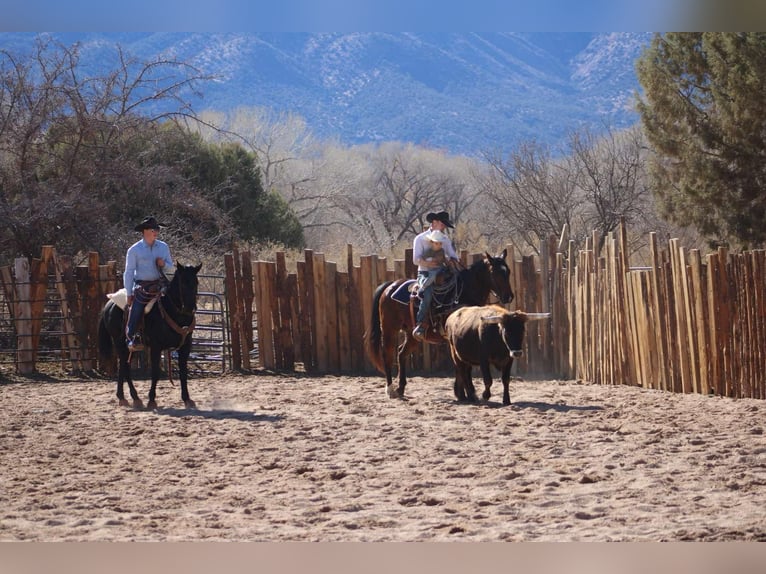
[445,305,550,405]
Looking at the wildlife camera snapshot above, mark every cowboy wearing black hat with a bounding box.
[124,216,173,349]
[412,210,459,341]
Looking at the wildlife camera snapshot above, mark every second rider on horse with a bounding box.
[124,216,174,351]
[411,211,460,341]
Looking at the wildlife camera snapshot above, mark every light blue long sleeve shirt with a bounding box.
[123,238,173,293]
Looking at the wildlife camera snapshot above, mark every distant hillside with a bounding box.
[1,32,653,155]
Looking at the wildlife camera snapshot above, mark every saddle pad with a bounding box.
[106,288,157,313]
[390,279,417,304]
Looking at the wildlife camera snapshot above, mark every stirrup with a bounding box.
[127,337,145,352]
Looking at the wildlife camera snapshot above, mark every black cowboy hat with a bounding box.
[426,211,454,228]
[133,216,166,232]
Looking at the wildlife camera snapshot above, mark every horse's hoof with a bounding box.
[118,398,131,407]
[133,399,145,410]
[386,385,399,399]
[184,399,197,410]
[147,400,158,410]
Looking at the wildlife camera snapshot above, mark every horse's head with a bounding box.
[483,248,514,304]
[169,262,202,313]
[459,249,513,306]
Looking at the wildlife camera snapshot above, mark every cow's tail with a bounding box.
[364,281,392,373]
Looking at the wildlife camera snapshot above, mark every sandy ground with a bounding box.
[1,369,765,542]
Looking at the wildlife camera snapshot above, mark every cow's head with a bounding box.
[481,310,550,358]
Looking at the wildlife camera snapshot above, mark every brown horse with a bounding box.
[364,250,514,399]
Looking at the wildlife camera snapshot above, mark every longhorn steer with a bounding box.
[445,305,550,405]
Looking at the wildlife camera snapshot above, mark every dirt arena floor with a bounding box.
[1,369,765,542]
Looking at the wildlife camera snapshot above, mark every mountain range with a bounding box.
[3,32,654,156]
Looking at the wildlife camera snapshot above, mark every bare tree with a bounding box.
[478,140,584,254]
[324,142,477,253]
[0,36,215,262]
[569,124,651,249]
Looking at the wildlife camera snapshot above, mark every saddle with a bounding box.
[108,280,167,349]
[106,288,159,313]
[408,270,461,343]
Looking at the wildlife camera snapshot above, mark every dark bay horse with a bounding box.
[364,250,514,399]
[98,263,202,409]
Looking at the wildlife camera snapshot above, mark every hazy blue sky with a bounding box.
[3,0,755,32]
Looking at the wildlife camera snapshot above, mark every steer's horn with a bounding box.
[481,314,504,324]
[525,312,551,321]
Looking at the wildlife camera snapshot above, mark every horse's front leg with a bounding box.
[146,346,163,410]
[177,343,196,409]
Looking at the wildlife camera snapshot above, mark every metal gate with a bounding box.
[0,272,231,376]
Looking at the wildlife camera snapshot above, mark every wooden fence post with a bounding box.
[14,258,34,373]
[224,253,242,370]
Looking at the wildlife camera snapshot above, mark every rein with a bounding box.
[157,289,197,350]
[157,277,197,387]
[157,265,196,346]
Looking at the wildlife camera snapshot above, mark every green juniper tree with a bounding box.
[636,32,766,248]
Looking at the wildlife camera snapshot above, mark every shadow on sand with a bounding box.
[511,401,603,413]
[153,407,283,422]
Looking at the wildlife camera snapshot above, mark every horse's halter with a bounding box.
[175,275,196,315]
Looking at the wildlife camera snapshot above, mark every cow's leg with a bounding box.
[480,357,493,402]
[501,360,513,405]
[146,346,162,410]
[449,346,467,401]
[452,359,467,402]
[457,361,474,402]
[460,360,477,403]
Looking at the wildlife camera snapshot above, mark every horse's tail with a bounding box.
[98,304,115,360]
[364,281,392,373]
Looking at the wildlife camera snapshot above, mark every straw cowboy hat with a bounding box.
[425,211,454,228]
[133,216,166,232]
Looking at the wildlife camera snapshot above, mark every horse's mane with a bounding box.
[462,255,493,277]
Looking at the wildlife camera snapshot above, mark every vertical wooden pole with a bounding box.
[313,253,328,372]
[224,253,242,370]
[240,251,255,364]
[14,258,34,373]
[29,256,47,363]
[275,252,294,370]
[286,272,300,369]
[296,261,314,371]
[337,269,351,372]
[303,250,317,373]
[325,261,340,372]
[649,233,669,391]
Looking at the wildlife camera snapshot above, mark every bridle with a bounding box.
[157,269,197,349]
[488,259,512,304]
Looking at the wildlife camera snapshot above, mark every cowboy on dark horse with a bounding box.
[124,216,173,351]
